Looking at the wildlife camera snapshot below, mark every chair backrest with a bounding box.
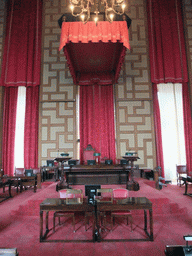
[15,168,25,176]
[96,188,113,203]
[59,189,71,199]
[0,169,4,177]
[176,165,187,174]
[83,144,95,165]
[66,189,83,204]
[25,169,33,177]
[113,188,129,199]
[33,168,40,175]
[59,189,83,199]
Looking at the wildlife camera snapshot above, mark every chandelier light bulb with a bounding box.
[69,0,126,23]
[70,5,74,11]
[110,14,114,21]
[81,14,85,22]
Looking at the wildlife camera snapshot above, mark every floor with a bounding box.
[0,178,192,256]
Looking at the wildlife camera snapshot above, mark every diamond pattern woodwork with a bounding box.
[115,0,155,170]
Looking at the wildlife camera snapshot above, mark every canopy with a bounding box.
[59,21,130,85]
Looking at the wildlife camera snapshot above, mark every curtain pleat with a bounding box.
[152,84,165,177]
[147,0,192,174]
[147,0,188,83]
[80,84,116,164]
[24,86,39,169]
[182,83,192,175]
[0,0,42,87]
[2,87,18,175]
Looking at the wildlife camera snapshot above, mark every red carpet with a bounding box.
[0,178,192,256]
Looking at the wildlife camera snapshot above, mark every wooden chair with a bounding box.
[176,165,187,186]
[33,168,41,189]
[111,188,133,232]
[83,144,95,165]
[53,189,83,233]
[14,167,25,192]
[14,168,37,192]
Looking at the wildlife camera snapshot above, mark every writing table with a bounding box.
[40,197,153,242]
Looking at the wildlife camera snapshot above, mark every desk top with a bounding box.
[67,164,129,172]
[54,157,71,162]
[40,197,152,211]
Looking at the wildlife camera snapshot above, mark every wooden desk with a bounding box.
[165,245,192,256]
[55,157,71,190]
[0,178,12,202]
[64,164,131,189]
[182,176,192,197]
[14,175,37,193]
[40,197,153,242]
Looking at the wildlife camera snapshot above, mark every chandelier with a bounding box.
[70,0,126,24]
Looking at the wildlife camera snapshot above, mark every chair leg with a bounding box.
[111,215,113,231]
[53,215,55,233]
[73,215,75,233]
[85,215,88,231]
[130,216,133,232]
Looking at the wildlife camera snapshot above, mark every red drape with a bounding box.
[59,21,130,51]
[1,0,42,174]
[80,84,116,164]
[24,86,39,169]
[2,87,18,175]
[147,0,192,175]
[0,0,42,87]
[147,0,188,83]
[152,84,165,177]
[182,83,192,175]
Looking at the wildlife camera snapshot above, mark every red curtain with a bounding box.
[80,84,116,164]
[24,86,39,169]
[147,0,192,175]
[2,87,18,175]
[152,84,165,177]
[147,0,188,84]
[59,21,130,51]
[1,0,42,174]
[0,0,42,87]
[182,83,192,175]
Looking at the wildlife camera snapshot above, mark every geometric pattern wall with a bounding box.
[115,0,155,169]
[40,0,156,168]
[40,0,77,166]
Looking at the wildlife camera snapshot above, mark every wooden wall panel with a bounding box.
[115,0,156,169]
[40,0,77,166]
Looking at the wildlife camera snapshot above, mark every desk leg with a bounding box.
[144,210,147,231]
[184,182,188,195]
[149,209,153,241]
[46,211,49,233]
[40,210,43,242]
[8,183,12,198]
